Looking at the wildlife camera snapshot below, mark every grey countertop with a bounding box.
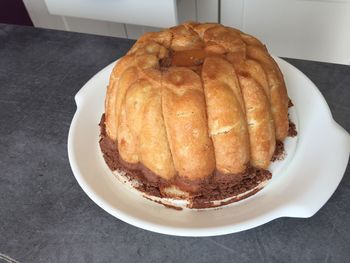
[0,23,349,263]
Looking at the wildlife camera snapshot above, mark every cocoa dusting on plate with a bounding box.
[143,196,183,211]
[271,140,285,162]
[288,98,294,108]
[288,121,298,137]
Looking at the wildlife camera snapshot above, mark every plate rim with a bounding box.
[67,57,350,237]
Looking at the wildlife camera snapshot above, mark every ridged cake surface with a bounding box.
[100,22,293,209]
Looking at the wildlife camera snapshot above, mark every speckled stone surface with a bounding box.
[0,23,349,263]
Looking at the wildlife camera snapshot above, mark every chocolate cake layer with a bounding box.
[99,114,273,208]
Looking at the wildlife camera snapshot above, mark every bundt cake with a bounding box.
[99,22,295,209]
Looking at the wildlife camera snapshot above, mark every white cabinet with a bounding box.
[24,0,218,39]
[221,0,350,65]
[44,0,178,28]
[23,0,349,64]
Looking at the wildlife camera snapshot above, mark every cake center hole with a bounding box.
[170,49,206,67]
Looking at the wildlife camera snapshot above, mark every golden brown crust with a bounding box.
[125,79,152,146]
[202,57,249,173]
[202,56,245,113]
[232,59,270,99]
[103,22,291,182]
[117,99,139,164]
[127,30,172,55]
[162,67,215,179]
[244,59,270,99]
[170,25,204,51]
[181,21,200,31]
[113,66,139,141]
[105,55,136,141]
[238,75,275,168]
[125,78,176,179]
[128,41,169,60]
[140,90,176,180]
[240,33,267,49]
[193,23,221,39]
[203,26,246,56]
[246,45,289,140]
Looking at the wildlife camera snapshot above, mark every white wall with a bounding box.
[221,0,350,65]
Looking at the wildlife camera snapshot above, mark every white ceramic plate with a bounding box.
[68,57,350,237]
